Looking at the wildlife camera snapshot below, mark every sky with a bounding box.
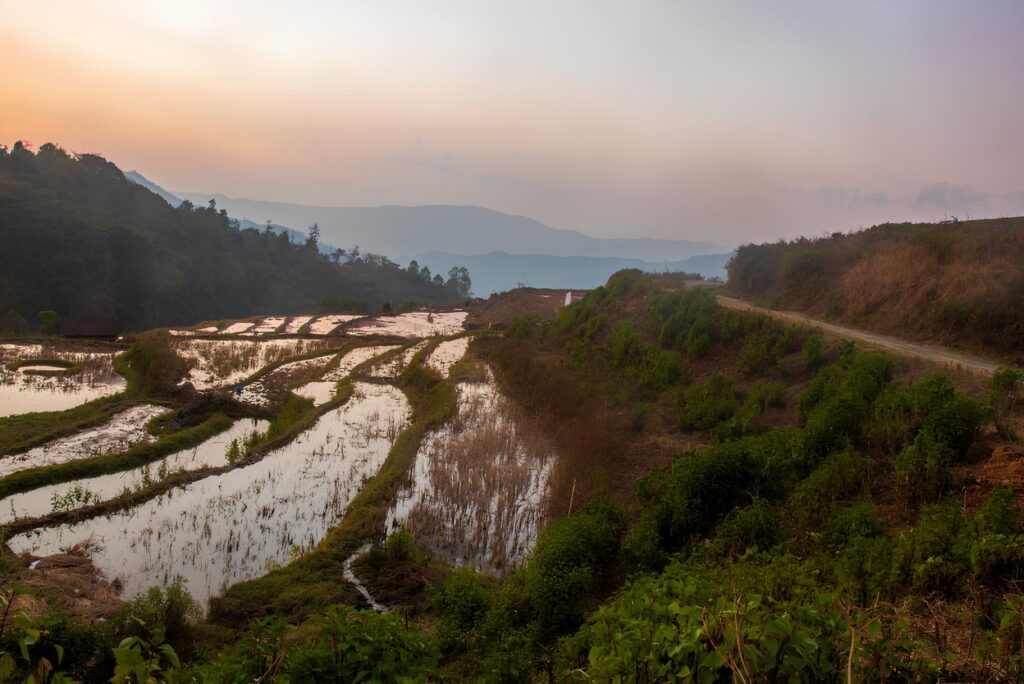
[2,0,1023,245]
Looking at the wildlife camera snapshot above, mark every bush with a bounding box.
[681,373,743,431]
[38,309,58,335]
[385,529,418,562]
[561,555,938,681]
[825,502,885,548]
[109,579,199,661]
[789,447,870,525]
[747,380,786,413]
[119,333,189,396]
[639,440,768,553]
[711,499,780,555]
[441,570,492,634]
[892,434,955,511]
[506,317,532,339]
[801,333,824,370]
[516,498,626,637]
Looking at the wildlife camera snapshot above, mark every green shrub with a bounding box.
[892,433,955,511]
[825,502,885,548]
[38,309,58,335]
[801,333,824,370]
[385,529,418,562]
[711,499,780,555]
[516,498,626,637]
[681,373,743,431]
[119,333,189,396]
[747,380,786,413]
[109,579,199,660]
[921,395,984,457]
[441,570,492,634]
[640,441,768,553]
[834,536,894,606]
[789,447,869,525]
[506,317,532,339]
[560,555,937,681]
[891,504,965,594]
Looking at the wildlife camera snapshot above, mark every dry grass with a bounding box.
[389,373,555,574]
[729,217,1024,359]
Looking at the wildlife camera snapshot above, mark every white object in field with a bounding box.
[564,291,572,306]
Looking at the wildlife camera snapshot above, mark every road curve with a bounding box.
[716,295,1005,376]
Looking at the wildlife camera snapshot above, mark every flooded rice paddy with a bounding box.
[426,338,471,378]
[0,405,168,477]
[386,368,554,574]
[249,317,288,335]
[0,418,269,523]
[347,311,467,338]
[294,381,337,406]
[219,322,255,335]
[308,314,364,335]
[283,315,313,334]
[367,342,429,379]
[175,338,337,390]
[10,382,410,607]
[0,344,126,418]
[321,345,399,381]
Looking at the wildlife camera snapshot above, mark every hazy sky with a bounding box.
[2,1,1022,245]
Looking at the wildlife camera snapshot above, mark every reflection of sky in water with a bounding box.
[0,345,125,418]
[10,383,409,608]
[0,418,269,523]
[0,404,168,479]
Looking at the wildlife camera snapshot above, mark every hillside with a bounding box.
[412,250,731,295]
[174,191,727,262]
[125,171,342,256]
[0,143,463,333]
[728,217,1024,360]
[1,272,1022,681]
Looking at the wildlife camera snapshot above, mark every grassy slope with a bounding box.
[727,217,1024,360]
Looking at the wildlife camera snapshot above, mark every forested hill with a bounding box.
[0,143,465,333]
[728,217,1024,360]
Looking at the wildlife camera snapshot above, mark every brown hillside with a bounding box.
[728,217,1024,361]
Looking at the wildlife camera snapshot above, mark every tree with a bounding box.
[38,310,58,335]
[420,265,432,281]
[264,220,273,236]
[433,274,444,287]
[408,259,420,275]
[446,266,472,297]
[306,223,320,250]
[332,248,346,264]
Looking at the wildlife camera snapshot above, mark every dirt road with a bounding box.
[716,296,1005,376]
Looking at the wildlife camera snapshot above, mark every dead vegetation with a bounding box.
[728,217,1024,361]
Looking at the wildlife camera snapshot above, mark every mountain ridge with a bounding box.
[174,190,728,262]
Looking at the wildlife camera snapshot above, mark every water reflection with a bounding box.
[10,383,410,607]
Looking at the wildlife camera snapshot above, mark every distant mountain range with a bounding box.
[128,173,732,295]
[126,172,340,255]
[172,190,727,262]
[411,251,730,296]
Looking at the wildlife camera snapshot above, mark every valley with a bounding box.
[1,272,1021,680]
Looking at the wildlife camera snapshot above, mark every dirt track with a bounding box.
[716,296,1005,376]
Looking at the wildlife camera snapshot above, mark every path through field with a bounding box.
[716,295,1005,376]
